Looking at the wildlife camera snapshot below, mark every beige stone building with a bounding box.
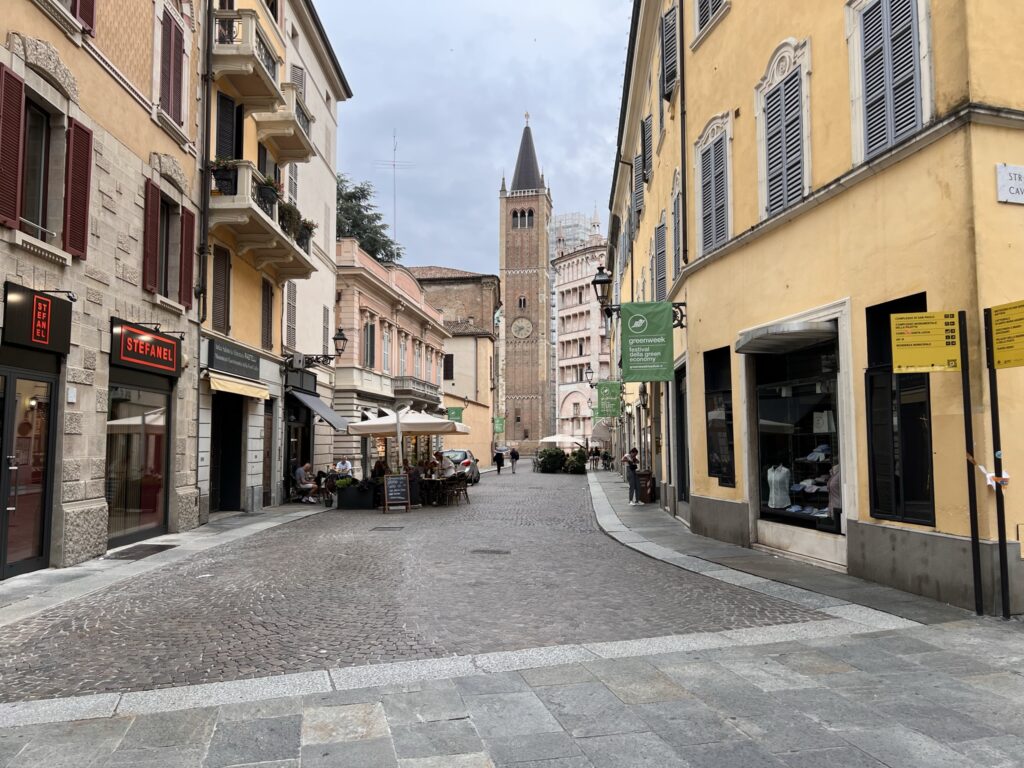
[499,119,553,454]
[0,0,204,576]
[553,222,610,450]
[411,267,500,467]
[333,238,449,477]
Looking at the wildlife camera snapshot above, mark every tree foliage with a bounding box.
[335,173,403,263]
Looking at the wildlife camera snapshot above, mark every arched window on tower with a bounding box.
[512,210,519,229]
[527,209,534,228]
[518,295,527,310]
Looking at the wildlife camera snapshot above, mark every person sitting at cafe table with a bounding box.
[371,458,388,479]
[434,450,456,478]
[403,459,421,506]
[335,456,353,477]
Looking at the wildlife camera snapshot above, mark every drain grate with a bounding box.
[104,544,177,561]
[471,549,511,555]
[371,526,405,531]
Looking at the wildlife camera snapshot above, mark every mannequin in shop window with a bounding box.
[766,460,791,509]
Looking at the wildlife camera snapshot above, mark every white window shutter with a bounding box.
[655,223,667,301]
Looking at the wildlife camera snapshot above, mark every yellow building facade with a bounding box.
[610,0,1023,614]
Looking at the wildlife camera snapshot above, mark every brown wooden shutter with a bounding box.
[212,246,230,333]
[171,21,184,124]
[75,0,96,33]
[0,65,26,229]
[178,207,195,308]
[62,118,93,259]
[143,179,160,293]
[159,12,172,115]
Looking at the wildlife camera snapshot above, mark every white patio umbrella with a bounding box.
[347,408,470,469]
[538,433,584,445]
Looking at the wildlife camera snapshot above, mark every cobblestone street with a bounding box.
[0,473,819,703]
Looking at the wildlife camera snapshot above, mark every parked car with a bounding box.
[443,449,480,483]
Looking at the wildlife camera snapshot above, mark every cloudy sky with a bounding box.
[318,1,632,273]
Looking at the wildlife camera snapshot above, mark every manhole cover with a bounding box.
[471,549,511,555]
[371,526,405,531]
[104,544,177,561]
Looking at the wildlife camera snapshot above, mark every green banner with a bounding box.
[621,302,674,381]
[594,382,622,418]
[446,407,464,422]
[493,416,506,433]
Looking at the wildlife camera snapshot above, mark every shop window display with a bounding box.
[756,343,842,533]
[106,386,169,542]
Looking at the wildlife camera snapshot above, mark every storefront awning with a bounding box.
[288,389,348,432]
[207,371,270,400]
[736,320,837,355]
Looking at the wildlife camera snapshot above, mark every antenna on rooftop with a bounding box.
[373,129,415,242]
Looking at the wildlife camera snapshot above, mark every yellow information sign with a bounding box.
[991,300,1024,370]
[891,312,961,373]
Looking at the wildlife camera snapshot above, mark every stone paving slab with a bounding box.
[0,609,1020,765]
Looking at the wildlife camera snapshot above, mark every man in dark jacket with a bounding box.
[493,449,505,474]
[509,447,520,474]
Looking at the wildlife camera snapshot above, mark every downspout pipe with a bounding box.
[194,0,214,514]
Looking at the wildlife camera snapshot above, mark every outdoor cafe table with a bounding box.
[420,477,447,506]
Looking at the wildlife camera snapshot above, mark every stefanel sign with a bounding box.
[2,282,72,355]
[110,319,181,377]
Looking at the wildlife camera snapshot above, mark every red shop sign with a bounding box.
[110,318,181,377]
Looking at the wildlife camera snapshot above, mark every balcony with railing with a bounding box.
[393,376,442,406]
[209,161,315,280]
[212,9,284,110]
[251,83,315,162]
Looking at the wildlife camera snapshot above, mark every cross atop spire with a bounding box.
[525,111,530,126]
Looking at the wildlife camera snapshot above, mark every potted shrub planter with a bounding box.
[210,159,237,195]
[296,218,316,250]
[255,179,281,207]
[335,479,375,510]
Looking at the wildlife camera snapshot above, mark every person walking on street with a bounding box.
[493,449,505,474]
[510,447,520,474]
[622,447,641,505]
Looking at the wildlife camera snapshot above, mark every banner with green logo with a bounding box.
[621,302,674,382]
[446,407,464,422]
[594,381,622,418]
[493,416,506,433]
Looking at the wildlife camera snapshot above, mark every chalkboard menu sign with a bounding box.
[383,474,410,513]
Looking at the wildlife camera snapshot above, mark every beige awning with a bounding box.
[207,371,270,400]
[736,320,837,355]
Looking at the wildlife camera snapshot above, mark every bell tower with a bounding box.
[499,114,553,455]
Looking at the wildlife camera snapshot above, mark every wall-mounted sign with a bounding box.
[446,407,464,422]
[493,416,506,433]
[110,319,181,377]
[2,282,72,355]
[990,299,1024,369]
[621,302,674,382]
[595,381,622,417]
[996,164,1024,205]
[209,338,261,380]
[891,312,960,374]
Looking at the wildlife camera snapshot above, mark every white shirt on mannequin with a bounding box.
[767,465,791,509]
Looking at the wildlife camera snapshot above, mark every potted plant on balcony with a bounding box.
[334,476,376,510]
[209,157,238,194]
[255,176,283,207]
[277,200,301,238]
[296,218,317,250]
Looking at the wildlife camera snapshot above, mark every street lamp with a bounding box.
[584,362,595,388]
[638,382,649,410]
[291,326,348,367]
[590,265,687,328]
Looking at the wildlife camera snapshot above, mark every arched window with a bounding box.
[518,295,527,310]
[512,210,520,229]
[526,209,534,228]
